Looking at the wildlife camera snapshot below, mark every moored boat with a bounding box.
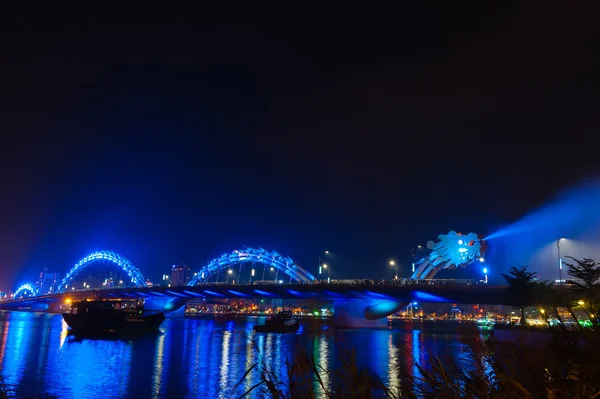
[62,298,165,335]
[253,311,300,333]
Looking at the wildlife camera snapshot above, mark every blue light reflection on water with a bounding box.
[0,312,485,398]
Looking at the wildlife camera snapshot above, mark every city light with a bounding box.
[228,269,233,274]
[483,268,488,274]
[479,257,485,262]
[578,300,585,306]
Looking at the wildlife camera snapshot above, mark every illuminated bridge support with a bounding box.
[333,299,407,329]
[144,297,188,318]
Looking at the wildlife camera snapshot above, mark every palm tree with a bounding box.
[501,266,539,326]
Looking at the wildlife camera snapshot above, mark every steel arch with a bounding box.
[188,248,316,285]
[14,283,38,298]
[57,250,147,293]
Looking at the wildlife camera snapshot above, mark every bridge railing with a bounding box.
[318,278,476,286]
[179,278,477,287]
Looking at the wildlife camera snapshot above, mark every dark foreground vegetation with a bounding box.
[234,257,600,398]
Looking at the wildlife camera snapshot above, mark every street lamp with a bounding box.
[319,250,331,278]
[389,260,398,280]
[482,267,488,284]
[226,269,233,284]
[323,264,331,283]
[411,245,423,273]
[557,238,565,285]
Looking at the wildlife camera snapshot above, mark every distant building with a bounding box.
[170,263,191,286]
[36,269,60,295]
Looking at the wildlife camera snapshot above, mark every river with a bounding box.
[0,311,486,398]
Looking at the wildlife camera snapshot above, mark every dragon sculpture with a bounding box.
[411,231,486,279]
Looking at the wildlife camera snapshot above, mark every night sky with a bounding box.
[2,3,600,289]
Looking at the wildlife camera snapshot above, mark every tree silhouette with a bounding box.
[565,256,600,320]
[564,257,600,289]
[501,266,539,326]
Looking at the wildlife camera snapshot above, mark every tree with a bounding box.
[564,257,600,289]
[501,266,539,326]
[565,256,600,320]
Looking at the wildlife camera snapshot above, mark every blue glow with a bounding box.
[413,291,450,302]
[227,290,248,297]
[483,268,488,274]
[165,290,187,297]
[411,231,485,279]
[182,290,204,297]
[413,302,418,305]
[188,247,316,285]
[13,283,38,299]
[57,250,147,292]
[253,290,273,296]
[364,291,394,300]
[203,290,224,297]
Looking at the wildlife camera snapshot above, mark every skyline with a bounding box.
[3,3,600,289]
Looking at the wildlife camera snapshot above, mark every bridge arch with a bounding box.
[57,250,147,293]
[14,283,38,299]
[188,248,316,285]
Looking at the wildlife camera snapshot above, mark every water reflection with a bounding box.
[388,333,400,395]
[219,330,232,397]
[0,313,484,398]
[152,332,166,398]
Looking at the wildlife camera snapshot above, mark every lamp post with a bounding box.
[319,250,330,280]
[389,260,398,280]
[557,238,564,285]
[411,245,423,273]
[323,264,331,283]
[226,269,233,284]
[483,267,488,284]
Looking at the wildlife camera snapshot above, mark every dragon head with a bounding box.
[428,231,486,270]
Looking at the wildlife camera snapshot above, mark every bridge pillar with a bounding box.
[333,299,407,329]
[144,297,188,318]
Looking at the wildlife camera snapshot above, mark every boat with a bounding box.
[62,298,165,335]
[253,311,300,333]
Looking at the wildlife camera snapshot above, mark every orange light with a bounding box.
[65,298,72,304]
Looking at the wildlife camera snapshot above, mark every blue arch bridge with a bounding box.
[2,233,518,328]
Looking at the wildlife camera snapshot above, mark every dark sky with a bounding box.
[1,2,600,289]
